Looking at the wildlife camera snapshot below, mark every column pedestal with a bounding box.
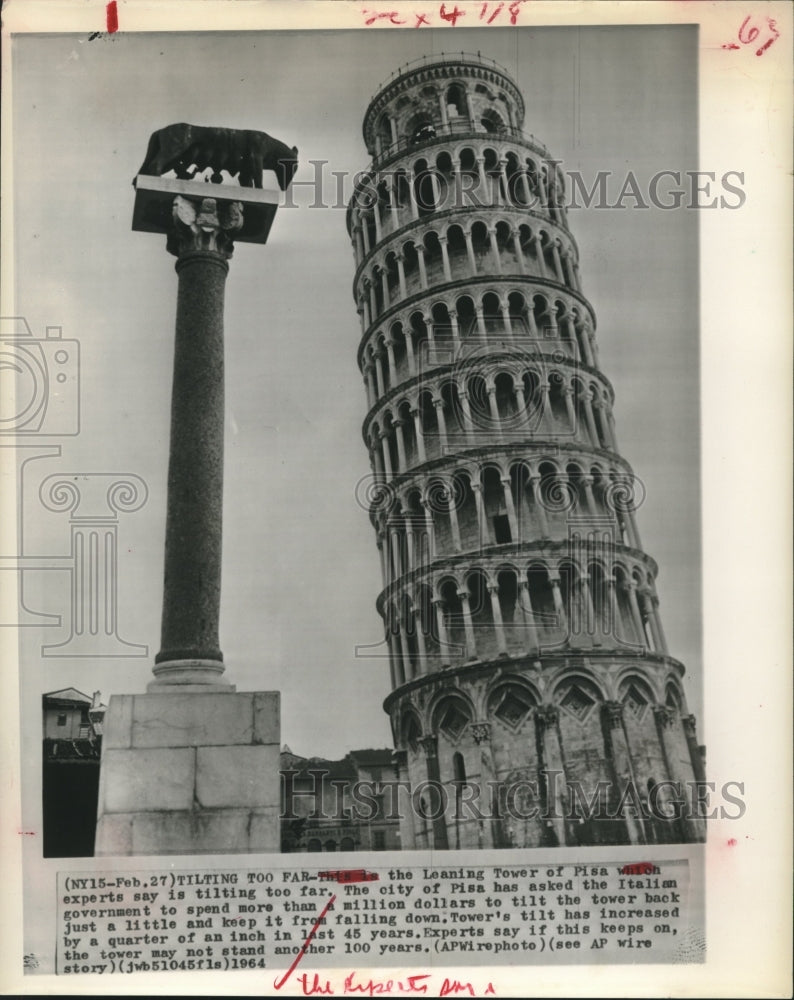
[96,691,280,855]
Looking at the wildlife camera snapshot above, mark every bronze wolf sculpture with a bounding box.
[136,123,299,190]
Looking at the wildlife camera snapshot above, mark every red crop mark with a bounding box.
[273,893,337,991]
[17,830,35,836]
[318,868,379,884]
[727,837,738,847]
[106,1,119,33]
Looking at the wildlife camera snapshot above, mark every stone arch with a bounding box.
[399,706,423,752]
[488,677,538,730]
[431,690,474,744]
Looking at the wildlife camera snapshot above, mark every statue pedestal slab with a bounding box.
[94,690,280,856]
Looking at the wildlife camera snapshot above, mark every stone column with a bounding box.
[414,610,429,673]
[640,589,663,652]
[416,245,428,287]
[411,407,427,462]
[488,584,508,655]
[392,749,416,849]
[532,235,546,276]
[500,476,520,540]
[432,597,452,666]
[458,590,477,659]
[602,702,644,845]
[529,474,550,537]
[472,722,502,849]
[626,581,647,647]
[396,253,407,298]
[516,579,541,652]
[488,226,502,273]
[433,396,449,453]
[419,736,449,850]
[653,706,694,841]
[153,197,243,686]
[548,573,569,638]
[393,418,407,472]
[439,236,452,281]
[682,714,707,784]
[511,229,526,274]
[471,480,491,545]
[535,706,568,846]
[464,227,477,275]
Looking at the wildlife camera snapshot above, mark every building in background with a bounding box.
[347,53,706,850]
[280,747,400,853]
[42,688,105,857]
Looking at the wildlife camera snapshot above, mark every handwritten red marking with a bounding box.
[17,830,35,836]
[362,9,406,25]
[318,869,379,884]
[440,980,476,997]
[273,893,336,991]
[343,972,431,995]
[619,862,655,875]
[723,14,779,56]
[106,1,118,33]
[415,12,430,26]
[439,3,465,25]
[727,837,737,847]
[299,972,335,995]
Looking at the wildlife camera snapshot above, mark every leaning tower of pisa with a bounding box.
[347,54,705,851]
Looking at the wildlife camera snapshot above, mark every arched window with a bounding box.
[446,84,467,121]
[340,837,355,852]
[480,108,506,134]
[324,839,337,852]
[307,838,322,853]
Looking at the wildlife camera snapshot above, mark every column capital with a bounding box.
[471,722,492,745]
[682,714,698,737]
[535,705,559,729]
[418,735,438,759]
[653,705,677,728]
[602,700,624,728]
[167,195,243,259]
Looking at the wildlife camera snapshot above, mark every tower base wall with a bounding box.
[94,690,280,856]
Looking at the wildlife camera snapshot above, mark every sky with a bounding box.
[10,24,699,764]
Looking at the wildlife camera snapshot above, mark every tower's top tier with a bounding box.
[362,53,526,162]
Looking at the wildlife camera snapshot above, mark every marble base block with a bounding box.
[95,690,280,856]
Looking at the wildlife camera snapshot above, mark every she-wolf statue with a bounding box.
[136,123,299,190]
